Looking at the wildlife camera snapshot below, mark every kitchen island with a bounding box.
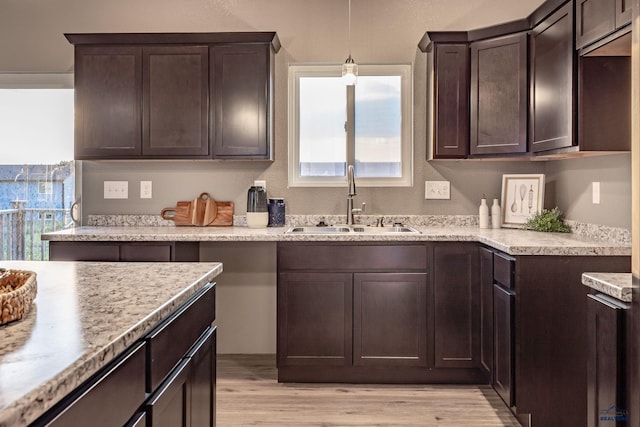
[0,261,222,427]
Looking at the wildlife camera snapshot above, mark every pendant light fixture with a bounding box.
[342,0,358,85]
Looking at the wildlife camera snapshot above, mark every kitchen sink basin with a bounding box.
[286,226,352,234]
[285,226,421,234]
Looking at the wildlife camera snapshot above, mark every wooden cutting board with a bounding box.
[161,193,234,226]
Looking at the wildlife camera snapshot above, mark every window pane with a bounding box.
[354,76,402,178]
[299,77,346,177]
[0,88,75,260]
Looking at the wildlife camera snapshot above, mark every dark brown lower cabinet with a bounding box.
[493,284,515,407]
[48,241,200,262]
[516,255,630,427]
[146,327,216,427]
[433,243,480,369]
[33,283,216,427]
[353,273,428,367]
[277,242,488,384]
[43,342,147,427]
[479,247,494,375]
[277,272,353,367]
[587,294,629,427]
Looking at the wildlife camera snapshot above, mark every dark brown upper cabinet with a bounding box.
[142,46,210,158]
[66,33,279,161]
[211,44,273,159]
[576,0,632,50]
[529,2,576,154]
[74,46,143,159]
[418,32,471,160]
[432,44,469,159]
[470,33,528,156]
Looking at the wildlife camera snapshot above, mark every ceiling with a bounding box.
[1,0,546,73]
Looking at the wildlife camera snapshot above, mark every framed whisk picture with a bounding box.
[500,174,545,228]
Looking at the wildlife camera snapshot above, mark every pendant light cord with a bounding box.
[348,0,352,59]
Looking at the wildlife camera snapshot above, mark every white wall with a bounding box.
[1,0,631,230]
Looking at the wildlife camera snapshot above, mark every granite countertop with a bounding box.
[582,272,633,302]
[42,224,631,257]
[0,261,223,427]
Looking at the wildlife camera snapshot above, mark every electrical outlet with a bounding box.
[592,181,600,204]
[425,181,450,200]
[254,180,267,189]
[140,181,152,199]
[104,181,128,199]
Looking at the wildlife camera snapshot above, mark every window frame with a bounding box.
[288,64,413,187]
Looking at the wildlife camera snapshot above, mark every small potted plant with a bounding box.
[523,207,571,233]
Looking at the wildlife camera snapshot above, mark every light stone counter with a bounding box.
[582,272,632,302]
[0,261,222,427]
[42,224,631,257]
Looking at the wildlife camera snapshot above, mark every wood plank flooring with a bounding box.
[217,355,521,426]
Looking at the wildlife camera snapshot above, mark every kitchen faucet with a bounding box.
[346,164,365,225]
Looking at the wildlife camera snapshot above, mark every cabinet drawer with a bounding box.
[146,283,215,392]
[121,243,172,262]
[278,244,428,271]
[46,342,146,427]
[49,241,120,261]
[493,252,514,289]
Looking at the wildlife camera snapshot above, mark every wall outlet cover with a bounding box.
[425,181,450,200]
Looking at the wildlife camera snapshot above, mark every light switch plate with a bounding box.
[104,181,128,199]
[140,181,152,199]
[425,181,450,200]
[592,181,600,204]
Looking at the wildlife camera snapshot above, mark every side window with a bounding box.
[0,75,75,260]
[288,64,412,187]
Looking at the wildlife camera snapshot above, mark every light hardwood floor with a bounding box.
[216,355,521,426]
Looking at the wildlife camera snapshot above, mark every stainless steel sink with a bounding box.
[286,226,352,234]
[285,226,420,234]
[351,226,420,234]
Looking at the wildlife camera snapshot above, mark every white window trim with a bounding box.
[288,64,413,188]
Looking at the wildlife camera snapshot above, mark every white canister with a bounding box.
[491,198,501,229]
[479,198,490,229]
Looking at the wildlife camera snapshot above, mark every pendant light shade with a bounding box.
[342,55,358,86]
[342,0,357,86]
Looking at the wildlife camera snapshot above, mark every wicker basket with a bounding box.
[0,269,37,325]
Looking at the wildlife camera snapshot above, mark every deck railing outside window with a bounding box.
[0,201,73,261]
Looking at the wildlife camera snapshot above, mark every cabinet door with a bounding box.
[74,46,142,159]
[493,284,515,407]
[470,33,527,155]
[433,243,479,368]
[146,357,191,427]
[142,46,210,157]
[616,0,632,27]
[479,247,494,375]
[187,327,216,427]
[277,272,352,366]
[120,242,173,262]
[432,44,469,158]
[45,342,146,427]
[211,44,272,159]
[587,295,627,427]
[353,273,427,367]
[576,0,616,49]
[49,241,120,261]
[529,2,575,153]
